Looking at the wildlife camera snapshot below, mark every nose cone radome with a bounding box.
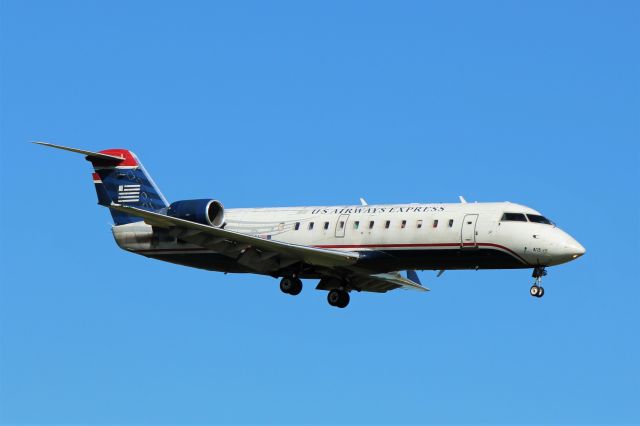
[551,232,586,265]
[565,240,586,260]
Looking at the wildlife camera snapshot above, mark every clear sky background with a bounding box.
[1,1,638,424]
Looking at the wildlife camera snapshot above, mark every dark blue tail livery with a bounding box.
[89,149,168,225]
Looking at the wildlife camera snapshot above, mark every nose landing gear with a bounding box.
[530,266,547,298]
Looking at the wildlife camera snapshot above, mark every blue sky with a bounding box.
[1,1,638,424]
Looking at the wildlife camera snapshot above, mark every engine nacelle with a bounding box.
[166,199,225,227]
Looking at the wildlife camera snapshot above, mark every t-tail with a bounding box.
[35,142,169,224]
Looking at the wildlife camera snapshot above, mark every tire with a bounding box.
[280,277,293,294]
[289,278,303,296]
[327,289,341,306]
[530,285,539,297]
[537,287,545,298]
[336,291,350,308]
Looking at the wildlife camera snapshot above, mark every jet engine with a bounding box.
[166,199,225,227]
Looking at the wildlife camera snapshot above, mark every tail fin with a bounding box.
[35,142,169,224]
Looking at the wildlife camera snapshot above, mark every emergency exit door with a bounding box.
[461,214,479,247]
[335,214,349,238]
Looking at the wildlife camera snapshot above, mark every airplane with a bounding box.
[36,142,586,308]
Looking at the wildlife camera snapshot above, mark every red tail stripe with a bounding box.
[98,149,138,167]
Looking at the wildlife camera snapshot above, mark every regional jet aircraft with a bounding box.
[36,142,586,308]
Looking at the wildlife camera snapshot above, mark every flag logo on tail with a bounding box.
[117,184,141,203]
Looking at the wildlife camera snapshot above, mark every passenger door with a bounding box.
[461,214,479,247]
[335,214,349,238]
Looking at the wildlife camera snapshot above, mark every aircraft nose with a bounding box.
[549,230,586,265]
[565,240,586,260]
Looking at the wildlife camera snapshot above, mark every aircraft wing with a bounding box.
[317,271,429,293]
[108,204,428,294]
[366,272,429,292]
[108,203,359,270]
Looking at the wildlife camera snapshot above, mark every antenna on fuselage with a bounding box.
[360,197,368,206]
[459,196,467,204]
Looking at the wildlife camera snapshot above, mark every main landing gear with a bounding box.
[530,266,547,298]
[280,276,302,296]
[327,288,350,308]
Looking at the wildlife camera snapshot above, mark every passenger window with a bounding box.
[433,220,438,228]
[354,221,360,230]
[448,219,454,228]
[339,221,345,229]
[501,213,527,222]
[369,221,375,229]
[401,220,407,229]
[294,222,300,231]
[385,220,390,229]
[324,222,330,230]
[308,222,314,230]
[417,220,423,229]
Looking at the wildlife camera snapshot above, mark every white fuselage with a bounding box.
[113,201,585,274]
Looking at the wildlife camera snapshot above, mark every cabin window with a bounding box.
[369,221,375,229]
[417,220,423,229]
[294,222,300,231]
[354,221,360,230]
[385,220,391,229]
[339,221,345,229]
[308,222,314,230]
[527,214,553,225]
[433,219,439,228]
[324,221,330,230]
[401,220,407,229]
[448,219,454,228]
[501,213,527,222]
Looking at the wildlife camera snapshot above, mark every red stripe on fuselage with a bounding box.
[314,242,528,264]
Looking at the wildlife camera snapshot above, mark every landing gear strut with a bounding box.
[327,289,350,308]
[280,276,302,296]
[530,266,547,298]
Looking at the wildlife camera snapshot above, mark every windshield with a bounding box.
[501,213,527,222]
[527,214,553,225]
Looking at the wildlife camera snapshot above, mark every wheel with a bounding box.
[537,286,545,298]
[289,278,303,296]
[280,277,294,294]
[328,289,350,308]
[530,285,539,297]
[336,291,350,308]
[327,289,341,306]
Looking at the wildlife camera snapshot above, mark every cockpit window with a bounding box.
[501,213,527,222]
[527,214,553,225]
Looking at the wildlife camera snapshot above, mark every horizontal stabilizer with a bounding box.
[34,141,125,164]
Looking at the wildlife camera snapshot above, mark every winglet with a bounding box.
[33,141,125,164]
